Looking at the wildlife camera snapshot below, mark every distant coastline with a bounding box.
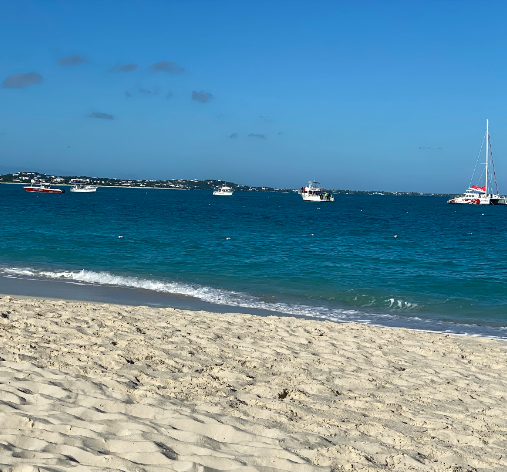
[0,171,451,196]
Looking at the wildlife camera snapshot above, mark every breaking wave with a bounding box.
[1,267,363,321]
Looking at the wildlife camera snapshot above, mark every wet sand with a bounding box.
[0,295,506,471]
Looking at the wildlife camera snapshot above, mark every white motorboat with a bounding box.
[213,185,234,196]
[70,185,97,193]
[448,120,501,205]
[70,180,97,193]
[300,181,334,202]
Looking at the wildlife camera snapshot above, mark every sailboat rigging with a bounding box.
[448,120,502,205]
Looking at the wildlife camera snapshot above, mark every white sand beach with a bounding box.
[0,295,506,471]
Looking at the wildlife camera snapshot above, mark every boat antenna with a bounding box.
[488,132,499,194]
[469,132,485,189]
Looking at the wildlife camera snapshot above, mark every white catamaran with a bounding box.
[448,120,502,205]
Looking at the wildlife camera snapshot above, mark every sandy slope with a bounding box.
[0,296,506,471]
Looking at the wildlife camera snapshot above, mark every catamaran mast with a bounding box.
[486,119,489,195]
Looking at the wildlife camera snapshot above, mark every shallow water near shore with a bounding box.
[1,183,507,338]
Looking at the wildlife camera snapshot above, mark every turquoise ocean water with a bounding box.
[1,184,506,338]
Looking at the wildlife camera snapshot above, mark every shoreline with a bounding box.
[0,273,312,320]
[2,272,507,342]
[0,294,506,470]
[0,182,190,190]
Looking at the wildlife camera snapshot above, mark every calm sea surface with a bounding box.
[1,184,506,338]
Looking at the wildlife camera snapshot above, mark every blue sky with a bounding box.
[1,0,507,192]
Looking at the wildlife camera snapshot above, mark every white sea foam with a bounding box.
[386,298,418,310]
[3,268,34,277]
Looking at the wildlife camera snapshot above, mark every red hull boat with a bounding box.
[24,185,65,194]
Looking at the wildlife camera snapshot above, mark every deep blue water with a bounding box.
[1,184,507,338]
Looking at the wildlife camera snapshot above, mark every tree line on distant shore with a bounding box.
[0,172,449,196]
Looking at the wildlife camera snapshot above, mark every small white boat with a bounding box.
[70,185,97,193]
[70,180,97,193]
[213,185,234,196]
[448,120,501,205]
[300,181,334,202]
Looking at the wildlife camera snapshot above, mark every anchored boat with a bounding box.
[448,120,502,205]
[213,185,234,196]
[300,181,334,202]
[70,179,97,193]
[24,182,65,194]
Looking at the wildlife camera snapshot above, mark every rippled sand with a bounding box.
[0,295,506,471]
